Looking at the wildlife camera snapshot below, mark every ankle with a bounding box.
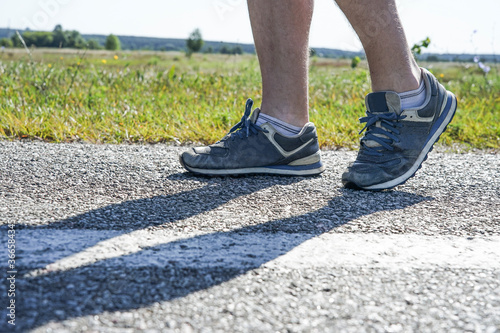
[256,112,304,136]
[259,103,308,128]
[399,73,426,110]
[371,66,422,93]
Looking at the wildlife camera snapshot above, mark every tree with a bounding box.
[186,28,204,56]
[11,34,22,47]
[66,30,85,49]
[21,31,54,47]
[0,38,13,48]
[105,34,121,51]
[87,39,102,50]
[52,24,67,48]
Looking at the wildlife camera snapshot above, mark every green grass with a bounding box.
[0,48,499,149]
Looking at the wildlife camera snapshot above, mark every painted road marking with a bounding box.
[16,229,500,277]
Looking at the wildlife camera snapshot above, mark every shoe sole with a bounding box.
[180,157,325,176]
[350,91,458,191]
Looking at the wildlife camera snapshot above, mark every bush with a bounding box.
[411,37,431,58]
[232,46,243,55]
[351,56,361,69]
[219,45,243,55]
[105,34,121,51]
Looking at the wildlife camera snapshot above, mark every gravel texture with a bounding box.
[0,141,499,332]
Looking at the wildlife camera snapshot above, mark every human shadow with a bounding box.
[13,173,301,266]
[6,175,432,331]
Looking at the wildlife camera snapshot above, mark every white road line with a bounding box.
[267,233,500,269]
[15,230,500,276]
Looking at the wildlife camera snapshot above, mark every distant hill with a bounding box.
[415,53,498,63]
[0,27,361,58]
[0,28,12,38]
[0,28,257,54]
[80,34,258,54]
[1,28,497,62]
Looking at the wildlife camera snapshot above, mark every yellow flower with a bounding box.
[48,64,52,68]
[77,62,80,66]
[114,55,118,60]
[439,73,444,78]
[60,57,64,60]
[102,59,107,64]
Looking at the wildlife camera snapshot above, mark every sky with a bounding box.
[0,0,498,54]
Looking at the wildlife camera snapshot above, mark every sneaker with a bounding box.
[342,68,457,190]
[180,99,325,176]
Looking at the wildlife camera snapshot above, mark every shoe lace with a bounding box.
[226,99,268,141]
[359,111,407,156]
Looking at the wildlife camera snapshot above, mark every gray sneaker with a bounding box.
[180,99,325,176]
[342,68,457,190]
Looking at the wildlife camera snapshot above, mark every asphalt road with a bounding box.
[0,141,499,332]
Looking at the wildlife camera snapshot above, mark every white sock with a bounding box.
[256,113,302,136]
[399,77,426,110]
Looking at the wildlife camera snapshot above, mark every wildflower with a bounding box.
[474,55,491,74]
[48,64,52,68]
[114,55,118,60]
[478,61,491,74]
[439,73,444,78]
[102,59,107,64]
[60,57,64,60]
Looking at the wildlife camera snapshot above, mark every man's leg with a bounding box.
[248,0,313,128]
[179,0,324,176]
[335,0,421,93]
[338,0,457,190]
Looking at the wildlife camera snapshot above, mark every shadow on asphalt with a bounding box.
[11,173,433,331]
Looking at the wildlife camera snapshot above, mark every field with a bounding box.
[0,48,498,149]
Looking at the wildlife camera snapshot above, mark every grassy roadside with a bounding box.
[0,49,498,149]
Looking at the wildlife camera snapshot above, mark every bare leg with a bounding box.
[335,0,421,93]
[247,0,313,127]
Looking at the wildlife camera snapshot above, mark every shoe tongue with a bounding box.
[363,92,402,149]
[249,107,261,124]
[365,91,402,115]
